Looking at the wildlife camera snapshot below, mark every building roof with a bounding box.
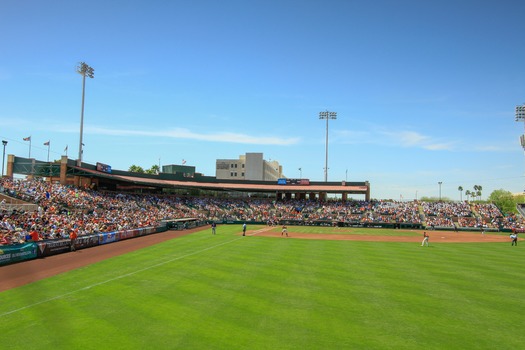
[74,166,368,194]
[113,173,368,193]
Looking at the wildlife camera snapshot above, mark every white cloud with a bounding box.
[84,126,300,145]
[423,143,455,151]
[336,126,463,151]
[381,130,455,150]
[396,131,429,146]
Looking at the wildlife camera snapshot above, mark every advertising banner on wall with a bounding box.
[0,243,38,265]
[99,232,118,245]
[36,239,71,257]
[75,234,100,250]
[119,229,140,241]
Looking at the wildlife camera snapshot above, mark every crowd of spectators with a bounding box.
[0,178,198,245]
[1,177,524,246]
[421,201,473,217]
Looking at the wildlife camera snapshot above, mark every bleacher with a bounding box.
[1,177,524,265]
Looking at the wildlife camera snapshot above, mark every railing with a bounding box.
[0,203,39,212]
[516,203,525,217]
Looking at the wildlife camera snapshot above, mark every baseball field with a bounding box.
[0,225,523,349]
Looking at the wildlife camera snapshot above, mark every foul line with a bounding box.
[0,236,244,318]
[248,226,274,235]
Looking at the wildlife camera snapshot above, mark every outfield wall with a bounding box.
[214,219,425,230]
[210,219,505,232]
[0,219,208,266]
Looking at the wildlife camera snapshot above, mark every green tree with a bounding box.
[128,165,145,173]
[473,185,482,201]
[145,165,160,175]
[458,186,463,201]
[488,189,516,214]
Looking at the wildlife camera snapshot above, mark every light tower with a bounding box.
[77,62,94,166]
[516,103,525,149]
[319,110,337,182]
[516,104,525,190]
[2,140,7,177]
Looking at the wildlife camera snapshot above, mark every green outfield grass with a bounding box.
[1,225,523,349]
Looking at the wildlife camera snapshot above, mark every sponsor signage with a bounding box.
[99,232,118,245]
[277,178,310,185]
[0,243,38,265]
[96,162,112,174]
[36,239,71,257]
[142,227,156,235]
[216,161,230,170]
[119,229,140,241]
[75,234,100,250]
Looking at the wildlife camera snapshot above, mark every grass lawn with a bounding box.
[1,225,524,349]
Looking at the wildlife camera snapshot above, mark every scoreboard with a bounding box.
[277,178,310,185]
[96,162,112,174]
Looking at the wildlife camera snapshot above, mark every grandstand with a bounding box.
[5,155,371,201]
[2,155,524,265]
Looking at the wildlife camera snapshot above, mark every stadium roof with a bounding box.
[113,173,369,193]
[68,165,368,196]
[8,156,370,198]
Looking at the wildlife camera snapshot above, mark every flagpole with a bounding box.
[47,142,50,162]
[23,136,32,158]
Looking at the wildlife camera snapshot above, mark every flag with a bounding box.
[64,145,68,152]
[23,136,31,141]
[182,159,186,165]
[43,141,50,146]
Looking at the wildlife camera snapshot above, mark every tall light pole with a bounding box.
[438,181,443,201]
[77,62,94,166]
[2,140,7,177]
[319,110,337,182]
[516,104,525,176]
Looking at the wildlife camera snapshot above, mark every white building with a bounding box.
[216,153,283,181]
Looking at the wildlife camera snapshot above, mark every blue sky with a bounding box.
[1,0,524,200]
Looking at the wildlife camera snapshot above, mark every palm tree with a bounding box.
[145,165,160,175]
[458,186,463,201]
[477,185,482,200]
[465,190,471,201]
[473,185,483,201]
[473,185,479,201]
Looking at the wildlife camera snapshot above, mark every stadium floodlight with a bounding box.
[438,181,443,201]
[515,104,525,122]
[2,140,7,177]
[516,104,525,190]
[319,110,337,182]
[516,104,525,150]
[77,62,95,166]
